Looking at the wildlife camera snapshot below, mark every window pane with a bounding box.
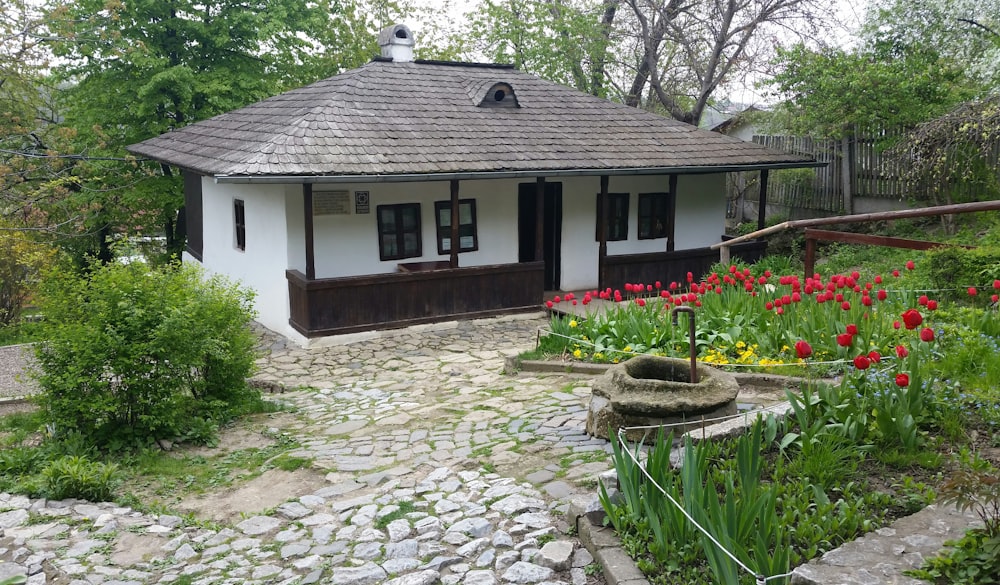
[439,207,451,227]
[380,209,396,233]
[381,234,397,256]
[459,202,473,225]
[403,232,420,254]
[402,209,418,230]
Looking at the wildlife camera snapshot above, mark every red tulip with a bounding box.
[893,320,901,329]
[791,292,802,303]
[835,293,844,303]
[992,294,999,303]
[655,281,662,289]
[968,287,978,296]
[920,328,935,342]
[895,373,909,387]
[877,289,887,301]
[918,295,928,306]
[906,260,915,270]
[853,355,871,370]
[660,290,669,298]
[841,301,851,311]
[776,307,784,315]
[892,270,900,278]
[687,272,694,283]
[895,345,908,358]
[862,295,872,307]
[636,298,646,307]
[926,300,938,311]
[546,301,554,308]
[846,324,858,335]
[901,309,923,330]
[836,333,854,347]
[851,271,860,280]
[874,275,883,284]
[795,340,813,359]
[994,279,1000,290]
[868,351,881,363]
[553,295,561,303]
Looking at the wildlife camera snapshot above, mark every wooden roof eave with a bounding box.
[212,161,825,184]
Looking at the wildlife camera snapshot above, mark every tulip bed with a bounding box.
[539,257,1000,585]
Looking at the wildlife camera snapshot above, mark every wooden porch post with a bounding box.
[757,169,769,231]
[667,174,677,252]
[535,177,545,262]
[303,184,315,280]
[450,180,460,268]
[598,175,609,289]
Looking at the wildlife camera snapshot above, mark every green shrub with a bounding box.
[0,225,55,327]
[42,455,119,501]
[926,246,1000,298]
[32,260,259,450]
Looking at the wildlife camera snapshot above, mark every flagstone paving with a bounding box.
[0,315,616,584]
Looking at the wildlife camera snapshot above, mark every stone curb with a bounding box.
[568,497,651,585]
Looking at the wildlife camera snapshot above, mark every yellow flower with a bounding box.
[736,341,746,349]
[573,349,582,358]
[569,320,578,328]
[623,345,633,353]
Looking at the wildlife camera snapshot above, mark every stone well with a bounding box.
[585,354,740,443]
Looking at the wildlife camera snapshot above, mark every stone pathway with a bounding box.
[0,316,613,584]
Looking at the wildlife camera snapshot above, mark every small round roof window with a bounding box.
[479,82,518,108]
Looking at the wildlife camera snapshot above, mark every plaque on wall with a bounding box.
[355,191,370,214]
[313,190,351,215]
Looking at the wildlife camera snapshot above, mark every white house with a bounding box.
[129,25,817,345]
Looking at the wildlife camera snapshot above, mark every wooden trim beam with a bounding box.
[667,174,677,252]
[304,183,315,280]
[757,169,769,231]
[535,177,545,262]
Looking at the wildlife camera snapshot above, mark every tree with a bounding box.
[888,95,1000,208]
[766,44,975,139]
[45,0,380,259]
[620,0,831,125]
[463,0,619,97]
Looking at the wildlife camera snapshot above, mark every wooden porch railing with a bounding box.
[286,262,544,337]
[602,240,767,288]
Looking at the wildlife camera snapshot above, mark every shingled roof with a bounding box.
[128,59,816,181]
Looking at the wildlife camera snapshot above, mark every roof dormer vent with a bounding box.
[378,24,415,63]
[479,82,519,108]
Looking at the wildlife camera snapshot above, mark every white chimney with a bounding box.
[378,24,415,63]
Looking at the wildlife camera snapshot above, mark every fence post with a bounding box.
[841,135,854,214]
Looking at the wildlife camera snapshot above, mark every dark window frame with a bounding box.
[234,198,246,251]
[638,192,670,240]
[595,192,629,241]
[377,203,422,261]
[434,199,479,255]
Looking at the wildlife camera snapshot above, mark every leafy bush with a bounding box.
[926,246,1000,299]
[41,455,119,501]
[33,260,259,450]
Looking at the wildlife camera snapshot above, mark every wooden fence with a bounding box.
[738,129,1000,214]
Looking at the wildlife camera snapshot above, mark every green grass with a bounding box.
[0,319,45,347]
[374,500,416,529]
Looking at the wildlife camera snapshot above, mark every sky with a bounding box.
[407,0,872,107]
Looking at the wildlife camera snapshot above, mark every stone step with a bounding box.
[790,504,982,585]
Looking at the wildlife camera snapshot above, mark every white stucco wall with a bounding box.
[197,179,297,339]
[556,173,727,291]
[310,180,517,278]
